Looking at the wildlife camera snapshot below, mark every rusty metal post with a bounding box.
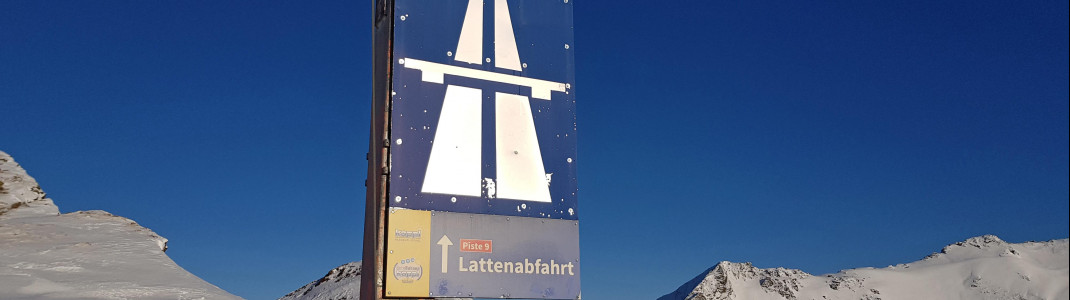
[360,0,393,299]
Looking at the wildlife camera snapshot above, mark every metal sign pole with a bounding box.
[360,0,393,299]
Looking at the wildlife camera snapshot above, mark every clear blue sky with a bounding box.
[2,1,1067,299]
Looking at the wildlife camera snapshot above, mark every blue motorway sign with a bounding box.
[388,0,578,220]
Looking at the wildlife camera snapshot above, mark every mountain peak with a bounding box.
[920,234,1016,263]
[955,234,1008,248]
[658,261,816,300]
[279,262,362,300]
[0,150,60,219]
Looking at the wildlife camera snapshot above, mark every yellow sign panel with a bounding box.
[385,208,431,297]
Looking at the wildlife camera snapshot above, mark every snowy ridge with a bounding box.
[278,262,362,300]
[660,235,1069,300]
[0,150,240,299]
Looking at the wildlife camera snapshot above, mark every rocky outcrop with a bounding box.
[0,150,60,219]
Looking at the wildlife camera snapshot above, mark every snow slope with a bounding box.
[660,235,1069,300]
[0,150,240,300]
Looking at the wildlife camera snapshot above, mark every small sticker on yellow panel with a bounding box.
[385,208,431,297]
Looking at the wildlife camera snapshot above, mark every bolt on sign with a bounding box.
[363,0,580,299]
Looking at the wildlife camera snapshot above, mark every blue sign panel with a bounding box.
[389,0,578,220]
[428,210,580,299]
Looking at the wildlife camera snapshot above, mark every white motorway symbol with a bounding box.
[406,0,569,203]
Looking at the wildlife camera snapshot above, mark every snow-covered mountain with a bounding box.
[277,262,473,300]
[0,150,241,299]
[661,235,1069,300]
[278,262,362,300]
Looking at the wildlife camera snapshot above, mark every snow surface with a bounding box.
[0,150,240,300]
[660,235,1069,300]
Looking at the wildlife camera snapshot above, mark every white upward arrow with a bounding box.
[437,235,453,273]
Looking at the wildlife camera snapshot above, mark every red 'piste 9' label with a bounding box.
[460,239,493,253]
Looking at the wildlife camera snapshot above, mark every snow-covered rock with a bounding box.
[278,262,362,300]
[660,235,1069,300]
[0,150,60,219]
[0,150,241,300]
